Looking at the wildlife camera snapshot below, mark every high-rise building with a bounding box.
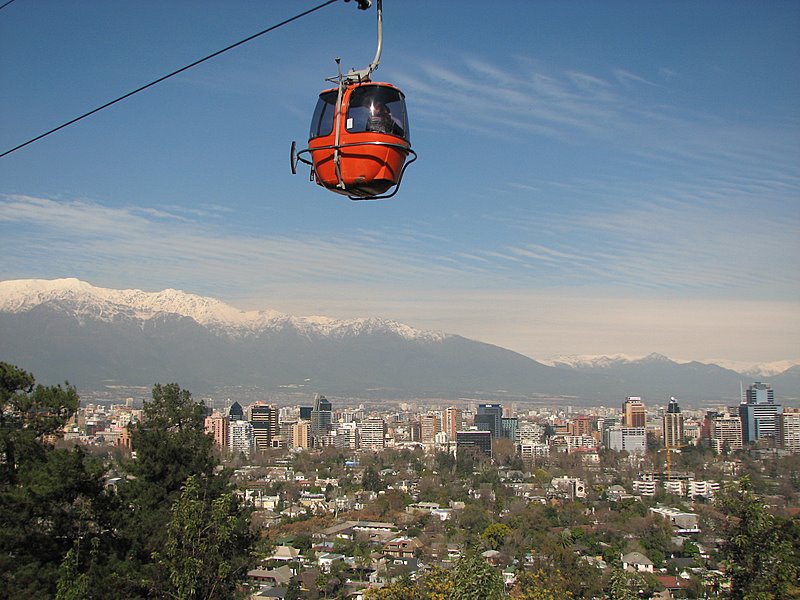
[475,403,503,438]
[710,411,743,453]
[359,418,387,450]
[623,397,647,428]
[501,417,519,442]
[747,381,775,404]
[604,426,646,455]
[420,413,440,443]
[228,401,245,422]
[229,419,254,457]
[517,422,544,445]
[409,420,421,443]
[310,394,333,445]
[444,406,461,441]
[779,408,800,453]
[456,429,492,457]
[204,411,229,448]
[662,397,685,449]
[280,420,296,448]
[570,415,593,438]
[333,422,358,450]
[292,420,311,449]
[249,403,279,451]
[739,382,782,444]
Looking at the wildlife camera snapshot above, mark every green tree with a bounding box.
[154,475,252,599]
[421,565,455,600]
[607,567,640,600]
[55,537,103,600]
[481,522,512,551]
[108,383,251,597]
[364,578,422,600]
[717,477,800,599]
[362,464,383,492]
[451,548,507,599]
[457,503,491,537]
[284,579,301,600]
[511,569,573,599]
[0,363,106,599]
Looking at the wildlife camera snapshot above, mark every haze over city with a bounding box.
[2,1,798,368]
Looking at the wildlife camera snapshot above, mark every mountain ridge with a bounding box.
[1,278,797,404]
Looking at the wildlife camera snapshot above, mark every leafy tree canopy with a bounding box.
[0,363,104,599]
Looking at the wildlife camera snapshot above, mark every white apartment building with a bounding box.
[358,418,387,450]
[518,422,544,445]
[605,426,647,455]
[687,480,720,499]
[781,408,800,453]
[229,419,254,457]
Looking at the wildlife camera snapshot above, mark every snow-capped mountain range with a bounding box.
[1,278,797,403]
[0,278,446,342]
[540,353,797,380]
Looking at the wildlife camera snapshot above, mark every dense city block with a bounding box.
[2,364,798,599]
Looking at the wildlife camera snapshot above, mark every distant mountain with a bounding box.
[1,279,796,405]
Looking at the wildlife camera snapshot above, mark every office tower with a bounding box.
[204,411,229,448]
[604,426,647,455]
[359,418,387,450]
[299,406,313,420]
[228,401,244,422]
[420,413,440,443]
[280,420,296,448]
[662,397,685,449]
[229,419,254,457]
[710,411,743,453]
[747,381,774,404]
[292,420,311,449]
[501,416,518,442]
[570,415,593,438]
[779,408,800,453]
[250,403,279,451]
[333,422,359,450]
[475,403,503,438]
[739,382,782,444]
[409,420,421,442]
[518,422,544,445]
[444,406,461,441]
[456,429,493,457]
[310,394,333,445]
[623,397,647,428]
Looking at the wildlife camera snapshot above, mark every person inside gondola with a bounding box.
[366,101,395,134]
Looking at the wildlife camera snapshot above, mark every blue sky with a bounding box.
[2,0,799,366]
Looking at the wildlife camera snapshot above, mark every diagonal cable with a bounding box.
[1,0,339,158]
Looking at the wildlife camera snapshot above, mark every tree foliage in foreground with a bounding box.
[365,549,506,600]
[108,382,253,598]
[0,365,253,599]
[717,477,800,600]
[0,363,105,599]
[154,475,252,599]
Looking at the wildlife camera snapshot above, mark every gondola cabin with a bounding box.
[301,81,414,199]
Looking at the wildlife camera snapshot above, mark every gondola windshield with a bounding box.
[345,86,408,139]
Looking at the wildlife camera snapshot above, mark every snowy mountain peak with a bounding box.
[0,278,448,342]
[542,354,644,369]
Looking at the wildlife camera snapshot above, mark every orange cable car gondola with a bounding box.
[291,0,416,200]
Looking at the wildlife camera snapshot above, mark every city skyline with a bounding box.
[2,1,798,366]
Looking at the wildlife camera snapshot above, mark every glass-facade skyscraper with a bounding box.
[739,382,781,444]
[310,393,332,445]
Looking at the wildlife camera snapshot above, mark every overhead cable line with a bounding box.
[0,0,19,11]
[1,0,339,159]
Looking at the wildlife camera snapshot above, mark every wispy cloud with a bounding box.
[0,194,467,292]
